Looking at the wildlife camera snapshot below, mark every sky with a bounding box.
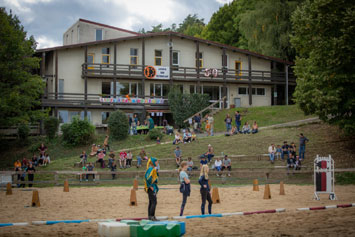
[0,0,233,49]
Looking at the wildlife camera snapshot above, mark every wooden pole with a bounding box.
[280,181,285,195]
[32,190,40,207]
[63,180,69,192]
[6,183,12,195]
[253,179,259,191]
[129,189,137,206]
[263,184,271,199]
[133,179,138,190]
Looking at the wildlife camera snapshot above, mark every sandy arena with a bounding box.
[1,184,355,236]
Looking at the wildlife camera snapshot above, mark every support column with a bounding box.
[55,50,58,100]
[113,43,117,99]
[84,46,88,118]
[248,55,252,106]
[222,48,227,108]
[141,38,145,98]
[169,34,173,86]
[196,41,200,93]
[40,52,46,135]
[285,64,289,105]
[273,85,277,105]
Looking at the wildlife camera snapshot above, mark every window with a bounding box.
[196,52,203,68]
[80,111,92,121]
[59,79,64,99]
[172,51,179,70]
[87,54,94,69]
[154,50,162,66]
[257,88,265,95]
[116,82,129,96]
[150,83,170,97]
[235,61,242,78]
[177,84,183,93]
[59,110,68,123]
[202,86,219,100]
[102,82,111,97]
[190,85,196,94]
[69,111,79,121]
[96,29,103,41]
[102,112,110,124]
[111,82,142,96]
[238,87,247,95]
[130,48,138,68]
[102,48,110,66]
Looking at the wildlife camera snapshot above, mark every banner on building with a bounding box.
[144,66,170,80]
[99,97,166,104]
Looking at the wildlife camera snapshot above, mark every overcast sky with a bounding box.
[0,0,233,49]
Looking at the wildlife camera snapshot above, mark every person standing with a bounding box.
[132,114,138,135]
[208,114,214,136]
[14,160,22,187]
[224,114,232,133]
[144,157,159,221]
[148,116,155,131]
[128,115,133,135]
[199,164,212,215]
[235,111,242,133]
[179,161,191,216]
[268,144,276,164]
[27,163,35,187]
[299,133,309,160]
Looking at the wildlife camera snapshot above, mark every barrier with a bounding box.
[211,188,220,204]
[6,182,12,195]
[314,155,336,200]
[63,180,69,192]
[279,181,285,195]
[297,204,355,211]
[129,189,137,206]
[263,184,271,199]
[253,179,259,191]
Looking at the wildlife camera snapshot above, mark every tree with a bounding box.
[201,0,255,48]
[177,14,205,37]
[61,117,95,146]
[168,87,210,128]
[0,8,46,126]
[108,110,129,140]
[239,0,301,61]
[290,0,355,134]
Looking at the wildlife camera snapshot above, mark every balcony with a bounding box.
[82,63,296,85]
[42,92,169,109]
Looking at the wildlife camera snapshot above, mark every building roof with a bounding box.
[37,30,293,65]
[78,18,141,36]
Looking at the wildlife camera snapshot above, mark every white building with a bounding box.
[37,19,295,127]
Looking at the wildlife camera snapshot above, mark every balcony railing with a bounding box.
[82,63,296,83]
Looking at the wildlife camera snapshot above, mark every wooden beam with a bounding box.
[113,43,117,98]
[84,46,88,117]
[169,34,173,85]
[141,38,145,97]
[222,48,227,108]
[196,41,200,93]
[55,50,58,100]
[248,55,252,106]
[285,64,289,105]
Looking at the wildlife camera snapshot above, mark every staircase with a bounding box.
[183,96,227,123]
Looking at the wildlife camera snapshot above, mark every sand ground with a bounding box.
[1,184,355,236]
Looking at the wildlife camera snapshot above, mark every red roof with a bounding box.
[79,18,141,36]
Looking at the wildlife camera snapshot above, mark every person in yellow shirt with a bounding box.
[14,160,22,187]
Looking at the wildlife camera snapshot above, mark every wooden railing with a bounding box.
[82,63,296,83]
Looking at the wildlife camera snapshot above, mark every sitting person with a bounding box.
[86,162,95,181]
[97,150,106,168]
[205,144,214,163]
[90,144,98,157]
[44,154,50,166]
[268,144,276,164]
[221,155,231,176]
[38,154,45,166]
[156,137,161,144]
[231,126,238,135]
[126,150,133,168]
[174,146,182,167]
[214,157,222,175]
[119,150,127,169]
[242,122,251,134]
[191,131,197,141]
[251,121,258,134]
[108,151,115,168]
[38,143,47,157]
[276,145,282,160]
[139,148,148,160]
[166,125,174,135]
[136,155,142,168]
[187,157,194,171]
[200,155,208,168]
[31,154,38,167]
[103,135,110,151]
[183,131,191,143]
[286,153,295,171]
[111,161,117,179]
[173,132,182,145]
[294,156,302,170]
[80,151,87,165]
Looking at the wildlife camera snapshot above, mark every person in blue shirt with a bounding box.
[199,164,212,215]
[299,133,309,160]
[144,157,159,221]
[234,111,242,133]
[179,161,191,216]
[200,155,208,168]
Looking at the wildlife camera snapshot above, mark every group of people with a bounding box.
[14,143,50,187]
[144,157,213,221]
[173,129,197,145]
[128,114,155,135]
[225,111,258,135]
[268,133,310,170]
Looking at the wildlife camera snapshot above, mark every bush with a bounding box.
[108,110,129,140]
[148,128,163,140]
[44,117,59,139]
[61,117,95,146]
[18,123,30,141]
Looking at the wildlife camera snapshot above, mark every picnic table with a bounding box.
[136,126,164,134]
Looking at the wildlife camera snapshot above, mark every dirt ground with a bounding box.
[1,184,355,236]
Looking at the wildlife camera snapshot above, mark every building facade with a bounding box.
[37,19,295,127]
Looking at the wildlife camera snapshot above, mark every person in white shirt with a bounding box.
[214,157,222,176]
[268,144,277,164]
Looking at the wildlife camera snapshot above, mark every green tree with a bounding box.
[108,110,129,140]
[61,117,95,146]
[168,87,210,128]
[291,0,355,134]
[201,0,256,48]
[177,14,205,37]
[239,0,301,61]
[0,9,46,126]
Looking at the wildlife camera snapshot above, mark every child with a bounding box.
[191,132,197,142]
[276,145,282,160]
[179,161,191,216]
[242,122,251,134]
[44,153,50,166]
[156,137,161,144]
[97,150,105,168]
[126,150,133,168]
[119,150,127,169]
[136,155,142,168]
[80,151,87,165]
[108,151,115,169]
[294,156,302,171]
[200,155,208,168]
[199,164,212,215]
[187,157,194,171]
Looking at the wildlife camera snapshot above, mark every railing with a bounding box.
[82,63,296,83]
[183,96,227,123]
